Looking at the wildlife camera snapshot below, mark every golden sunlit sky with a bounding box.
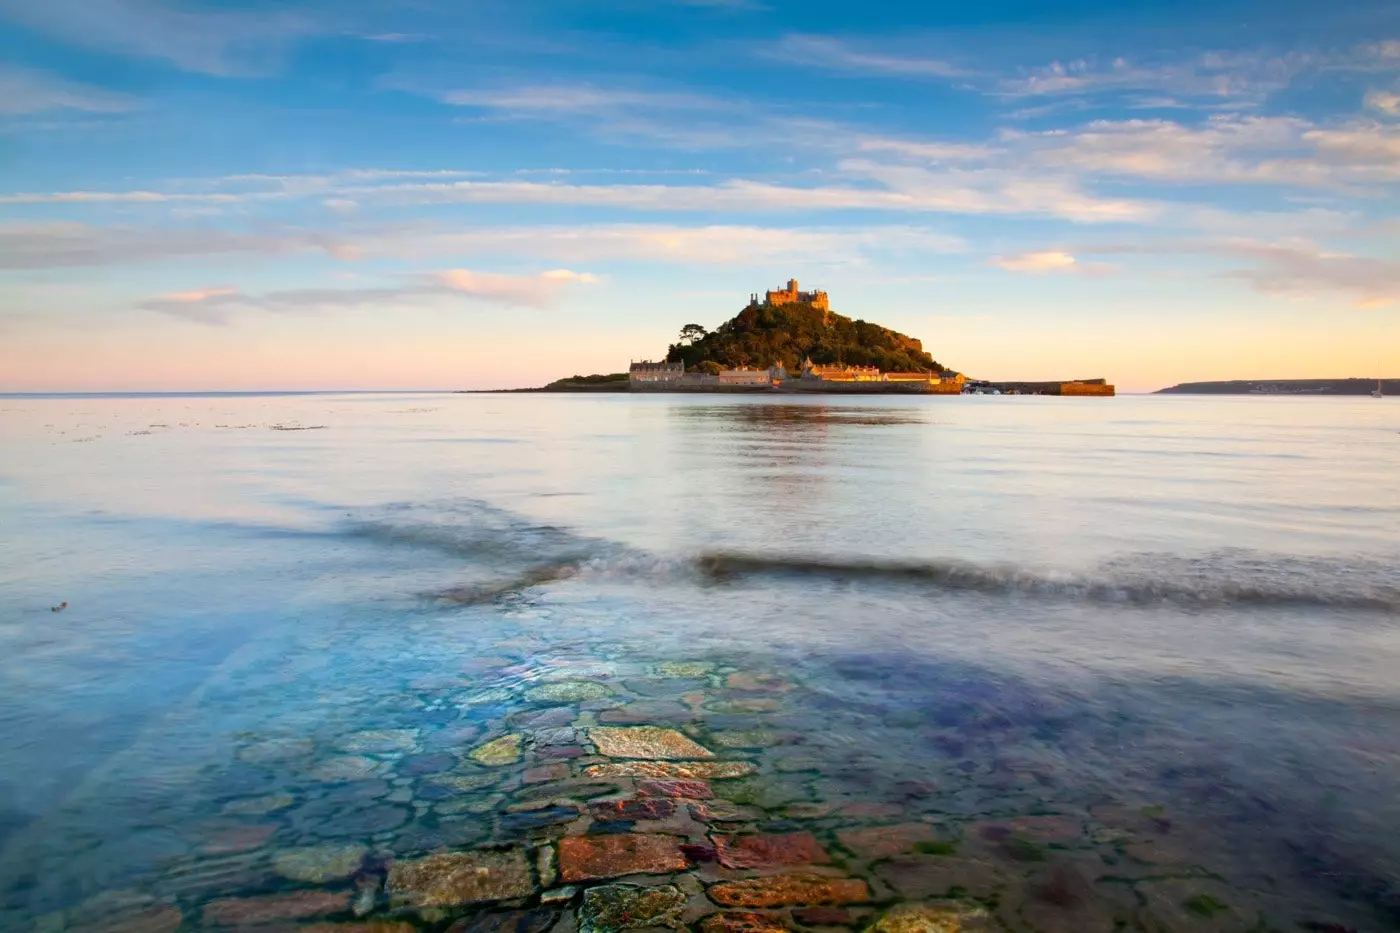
[2,0,1399,393]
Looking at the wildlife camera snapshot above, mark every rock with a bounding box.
[598,702,695,724]
[584,761,754,780]
[590,798,676,822]
[700,912,788,933]
[835,801,904,819]
[272,844,367,882]
[712,698,781,713]
[710,731,786,749]
[689,801,765,823]
[578,883,686,933]
[514,707,576,729]
[541,885,578,904]
[310,756,385,782]
[527,682,612,703]
[865,902,995,933]
[557,833,689,881]
[387,848,535,908]
[222,793,296,815]
[714,833,829,869]
[399,752,459,776]
[471,734,524,766]
[725,672,793,693]
[501,806,580,834]
[837,823,937,859]
[653,661,714,677]
[637,779,712,799]
[708,874,870,908]
[539,745,586,759]
[201,823,277,855]
[525,764,572,784]
[393,817,491,853]
[301,923,417,933]
[792,908,853,926]
[203,889,350,925]
[339,730,420,754]
[588,726,714,760]
[236,737,314,763]
[428,772,502,793]
[875,856,1007,900]
[81,904,184,933]
[538,845,557,887]
[782,803,834,820]
[623,678,708,697]
[447,907,562,933]
[532,727,581,747]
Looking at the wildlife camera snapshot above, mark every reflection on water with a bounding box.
[0,393,1397,932]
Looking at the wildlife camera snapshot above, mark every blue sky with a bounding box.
[2,0,1399,391]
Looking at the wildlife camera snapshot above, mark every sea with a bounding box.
[0,391,1397,932]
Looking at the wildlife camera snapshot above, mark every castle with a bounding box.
[750,278,829,312]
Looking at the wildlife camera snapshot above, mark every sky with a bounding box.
[1,0,1399,392]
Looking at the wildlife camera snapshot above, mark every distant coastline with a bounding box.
[1156,379,1395,396]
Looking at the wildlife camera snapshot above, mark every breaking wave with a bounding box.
[694,550,1400,612]
[343,500,1400,613]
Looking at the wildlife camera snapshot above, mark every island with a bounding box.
[499,279,1115,396]
[1156,379,1392,396]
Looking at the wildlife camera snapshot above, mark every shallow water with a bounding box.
[0,392,1397,932]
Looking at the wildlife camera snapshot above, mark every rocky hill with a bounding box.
[665,302,943,373]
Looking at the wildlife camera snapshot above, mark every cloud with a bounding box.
[1214,241,1400,306]
[765,34,967,78]
[0,220,968,271]
[442,84,728,116]
[0,0,317,77]
[856,137,1000,162]
[433,80,782,150]
[136,268,601,323]
[1364,90,1400,116]
[990,251,1079,273]
[0,222,349,269]
[0,65,137,116]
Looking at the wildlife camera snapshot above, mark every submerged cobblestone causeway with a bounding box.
[5,633,1392,933]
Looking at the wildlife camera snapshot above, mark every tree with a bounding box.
[693,360,723,375]
[678,323,708,346]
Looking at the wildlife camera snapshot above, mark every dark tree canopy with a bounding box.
[665,302,943,373]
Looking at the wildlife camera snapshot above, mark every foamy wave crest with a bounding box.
[695,550,1400,612]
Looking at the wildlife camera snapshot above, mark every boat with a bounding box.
[1374,378,1384,399]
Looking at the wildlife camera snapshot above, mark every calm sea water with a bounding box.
[0,392,1397,932]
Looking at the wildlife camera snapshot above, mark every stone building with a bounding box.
[628,360,685,384]
[800,358,882,382]
[750,279,830,312]
[719,364,788,385]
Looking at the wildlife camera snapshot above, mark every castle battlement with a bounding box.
[751,278,829,312]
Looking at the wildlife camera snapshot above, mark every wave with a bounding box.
[694,551,1400,612]
[343,500,1400,613]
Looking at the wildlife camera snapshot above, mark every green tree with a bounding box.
[678,323,708,346]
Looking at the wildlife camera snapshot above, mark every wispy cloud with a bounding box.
[1,169,1153,224]
[764,34,967,78]
[989,250,1079,273]
[0,222,350,269]
[137,268,601,323]
[1365,89,1400,116]
[0,65,137,116]
[0,0,318,77]
[1214,241,1400,307]
[0,220,966,270]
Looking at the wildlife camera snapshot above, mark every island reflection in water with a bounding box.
[0,392,1396,932]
